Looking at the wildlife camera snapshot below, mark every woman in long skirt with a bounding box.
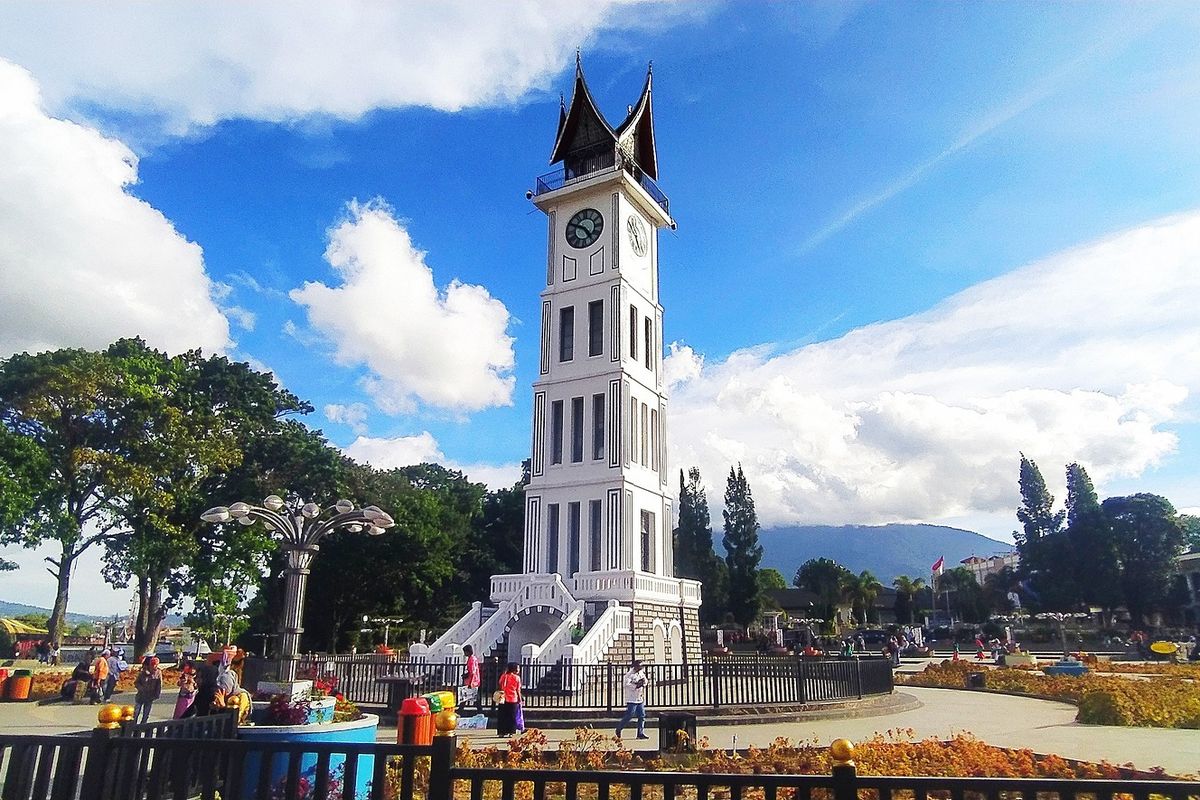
[495,662,522,736]
[173,661,197,719]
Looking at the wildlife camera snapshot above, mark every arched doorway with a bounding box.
[506,608,564,664]
[652,621,667,664]
[668,622,683,664]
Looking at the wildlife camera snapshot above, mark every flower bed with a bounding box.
[899,660,1200,728]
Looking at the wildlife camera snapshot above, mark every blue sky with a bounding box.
[1,2,1199,613]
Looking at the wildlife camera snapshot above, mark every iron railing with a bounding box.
[4,732,1198,800]
[242,655,894,711]
[534,149,670,214]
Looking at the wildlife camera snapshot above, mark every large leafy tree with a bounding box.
[892,575,925,624]
[1064,463,1121,615]
[1102,494,1185,627]
[0,343,174,645]
[846,570,883,625]
[721,464,762,628]
[794,557,852,626]
[674,467,728,625]
[937,566,988,623]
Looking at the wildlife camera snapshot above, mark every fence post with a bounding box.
[829,739,858,800]
[606,662,615,713]
[428,733,457,800]
[796,658,806,705]
[81,705,123,800]
[853,659,863,699]
[711,659,721,709]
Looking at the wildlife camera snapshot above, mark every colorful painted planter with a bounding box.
[238,713,379,798]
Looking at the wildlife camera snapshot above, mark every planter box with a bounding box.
[1043,661,1089,677]
[239,714,380,798]
[1004,653,1038,668]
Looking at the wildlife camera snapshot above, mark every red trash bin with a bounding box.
[398,696,433,745]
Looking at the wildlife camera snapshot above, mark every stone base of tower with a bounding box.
[620,600,702,665]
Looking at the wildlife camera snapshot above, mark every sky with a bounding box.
[2,2,1199,615]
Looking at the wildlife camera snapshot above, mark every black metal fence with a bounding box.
[242,655,895,711]
[4,731,1199,800]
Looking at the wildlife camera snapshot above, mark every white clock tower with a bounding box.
[416,59,701,670]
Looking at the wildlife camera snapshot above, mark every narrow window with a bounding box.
[588,300,604,357]
[589,500,602,571]
[592,393,605,460]
[547,504,560,573]
[630,397,638,463]
[650,409,658,471]
[644,316,652,369]
[640,510,654,573]
[559,306,574,362]
[629,305,638,361]
[641,402,649,466]
[570,396,584,463]
[568,502,581,576]
[550,400,564,465]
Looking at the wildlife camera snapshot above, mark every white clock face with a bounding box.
[626,214,648,257]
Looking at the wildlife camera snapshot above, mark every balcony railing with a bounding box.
[534,150,670,215]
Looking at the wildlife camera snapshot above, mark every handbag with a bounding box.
[492,690,505,705]
[513,702,525,732]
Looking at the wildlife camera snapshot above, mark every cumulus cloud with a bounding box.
[667,213,1200,527]
[325,402,369,435]
[0,1,687,133]
[344,433,521,490]
[0,60,231,356]
[291,201,515,414]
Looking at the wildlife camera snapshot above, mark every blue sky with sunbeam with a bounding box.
[1,2,1199,612]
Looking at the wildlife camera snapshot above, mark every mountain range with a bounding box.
[755,523,1014,584]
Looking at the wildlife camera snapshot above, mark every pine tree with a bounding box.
[1016,454,1064,546]
[722,464,763,628]
[1014,454,1065,609]
[1064,463,1122,615]
[674,467,727,625]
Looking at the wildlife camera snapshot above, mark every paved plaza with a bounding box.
[2,685,1196,776]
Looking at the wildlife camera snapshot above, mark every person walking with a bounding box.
[461,644,482,713]
[103,649,123,701]
[133,656,163,724]
[615,660,649,740]
[90,650,110,704]
[495,662,523,737]
[173,661,197,719]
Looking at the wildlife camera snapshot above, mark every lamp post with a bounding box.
[213,613,247,648]
[1036,612,1089,659]
[201,494,395,683]
[363,616,404,649]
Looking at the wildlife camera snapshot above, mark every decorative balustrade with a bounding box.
[563,601,631,681]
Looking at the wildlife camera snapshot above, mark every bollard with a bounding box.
[830,739,857,800]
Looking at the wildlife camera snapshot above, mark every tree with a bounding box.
[892,575,925,624]
[1180,515,1200,554]
[0,343,173,646]
[794,558,852,626]
[0,557,14,571]
[1064,463,1122,615]
[1016,454,1065,546]
[1014,454,1067,610]
[674,467,727,625]
[1102,494,1186,627]
[845,570,883,625]
[937,567,988,623]
[722,465,763,628]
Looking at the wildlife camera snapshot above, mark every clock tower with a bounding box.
[416,59,701,670]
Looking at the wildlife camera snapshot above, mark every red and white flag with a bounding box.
[931,556,945,575]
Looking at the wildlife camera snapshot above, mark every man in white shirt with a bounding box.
[615,660,649,740]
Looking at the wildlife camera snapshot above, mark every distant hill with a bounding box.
[755,523,1014,584]
[0,599,104,624]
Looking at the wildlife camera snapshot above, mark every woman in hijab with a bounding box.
[173,660,197,719]
[133,656,163,723]
[182,664,218,718]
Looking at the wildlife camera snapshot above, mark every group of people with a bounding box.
[461,644,650,740]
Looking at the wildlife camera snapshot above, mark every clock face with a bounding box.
[565,208,604,249]
[626,214,648,257]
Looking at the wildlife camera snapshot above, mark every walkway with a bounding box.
[2,686,1196,776]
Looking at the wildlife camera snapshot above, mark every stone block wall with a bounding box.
[612,600,702,664]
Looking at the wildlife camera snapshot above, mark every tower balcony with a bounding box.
[535,149,670,215]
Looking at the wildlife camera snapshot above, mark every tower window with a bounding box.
[650,408,658,471]
[568,502,581,576]
[644,316,653,370]
[641,402,649,466]
[640,510,655,573]
[592,393,605,460]
[547,503,560,573]
[588,300,604,357]
[630,397,637,464]
[559,306,574,362]
[629,305,638,361]
[589,499,602,571]
[550,400,564,465]
[570,396,584,463]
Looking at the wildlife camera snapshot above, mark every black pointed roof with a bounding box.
[549,59,658,181]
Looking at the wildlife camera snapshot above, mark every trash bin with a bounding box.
[398,697,433,745]
[5,669,33,701]
[422,692,443,714]
[658,711,697,753]
[965,671,986,689]
[0,669,8,698]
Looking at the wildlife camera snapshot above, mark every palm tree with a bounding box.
[846,571,884,625]
[892,575,926,624]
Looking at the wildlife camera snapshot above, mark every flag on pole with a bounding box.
[931,555,944,574]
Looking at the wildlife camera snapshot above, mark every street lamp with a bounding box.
[201,494,395,683]
[1035,612,1089,659]
[213,613,247,648]
[362,616,405,649]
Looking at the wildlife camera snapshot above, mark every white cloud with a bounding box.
[325,402,369,435]
[344,433,520,490]
[226,306,257,332]
[291,201,515,414]
[667,212,1200,527]
[0,60,231,356]
[0,1,685,134]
